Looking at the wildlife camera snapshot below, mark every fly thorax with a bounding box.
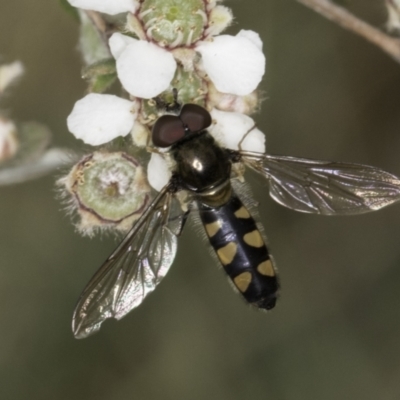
[171,132,231,194]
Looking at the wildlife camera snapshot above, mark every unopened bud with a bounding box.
[60,151,151,235]
[138,0,208,47]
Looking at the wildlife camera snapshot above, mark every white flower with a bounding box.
[67,0,138,15]
[67,93,137,146]
[109,30,265,99]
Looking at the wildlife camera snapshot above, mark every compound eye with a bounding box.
[179,104,212,133]
[152,115,185,147]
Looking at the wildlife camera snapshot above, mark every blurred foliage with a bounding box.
[0,121,70,186]
[2,121,51,167]
[59,0,79,21]
[0,1,400,400]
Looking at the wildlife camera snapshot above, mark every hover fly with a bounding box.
[72,103,400,338]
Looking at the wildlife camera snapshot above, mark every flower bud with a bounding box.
[60,151,151,235]
[138,0,208,47]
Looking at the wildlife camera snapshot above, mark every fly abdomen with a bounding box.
[198,193,279,310]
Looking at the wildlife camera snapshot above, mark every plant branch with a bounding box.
[295,0,400,63]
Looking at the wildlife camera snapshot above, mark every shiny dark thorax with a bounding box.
[171,131,232,206]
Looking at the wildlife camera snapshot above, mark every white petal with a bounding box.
[240,128,266,153]
[147,153,171,192]
[196,33,265,96]
[116,41,176,98]
[67,94,135,146]
[67,0,138,15]
[109,33,136,59]
[131,121,150,147]
[237,30,263,51]
[209,109,265,153]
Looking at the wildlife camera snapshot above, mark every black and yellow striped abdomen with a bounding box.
[198,193,279,310]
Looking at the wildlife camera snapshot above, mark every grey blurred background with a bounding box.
[1,0,400,399]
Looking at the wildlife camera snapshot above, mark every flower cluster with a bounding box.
[63,0,268,233]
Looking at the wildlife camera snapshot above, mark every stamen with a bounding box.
[146,25,158,40]
[205,0,216,11]
[171,29,184,48]
[192,95,204,103]
[238,124,257,151]
[205,24,218,37]
[186,28,195,46]
[194,9,208,25]
[141,114,157,125]
[139,7,155,19]
[144,17,160,29]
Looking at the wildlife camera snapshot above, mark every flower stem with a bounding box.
[295,0,400,63]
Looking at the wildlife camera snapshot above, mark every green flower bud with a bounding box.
[138,0,207,47]
[61,151,151,235]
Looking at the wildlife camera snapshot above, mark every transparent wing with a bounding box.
[72,185,185,339]
[242,152,400,215]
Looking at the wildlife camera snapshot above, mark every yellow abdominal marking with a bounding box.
[205,220,222,238]
[217,242,237,265]
[257,260,275,277]
[243,230,264,248]
[234,206,250,219]
[233,272,252,293]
